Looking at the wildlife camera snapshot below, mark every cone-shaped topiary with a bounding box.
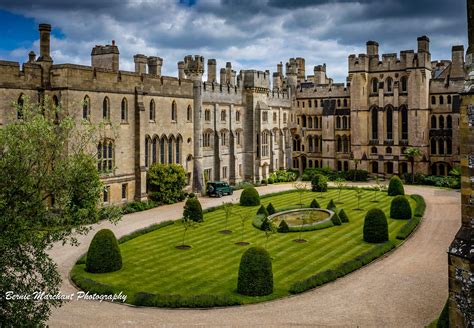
[390,195,412,220]
[311,174,328,192]
[237,247,273,296]
[278,220,290,232]
[310,199,321,208]
[326,199,336,211]
[266,202,276,215]
[387,176,405,196]
[261,217,272,231]
[257,205,269,217]
[240,187,260,206]
[331,211,342,226]
[338,208,350,223]
[86,229,122,273]
[183,196,203,222]
[363,208,389,243]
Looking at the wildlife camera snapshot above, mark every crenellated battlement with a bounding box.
[184,55,204,80]
[242,69,271,90]
[0,61,43,88]
[296,82,350,98]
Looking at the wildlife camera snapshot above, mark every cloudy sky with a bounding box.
[0,0,467,82]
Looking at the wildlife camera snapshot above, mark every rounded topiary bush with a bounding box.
[338,208,350,223]
[86,229,122,273]
[390,195,412,220]
[311,174,328,192]
[278,220,289,232]
[310,199,320,208]
[237,247,273,296]
[266,203,276,215]
[183,196,203,222]
[388,176,405,196]
[240,187,260,206]
[363,208,389,243]
[257,205,269,217]
[326,199,336,211]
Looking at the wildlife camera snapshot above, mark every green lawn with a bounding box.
[71,189,414,305]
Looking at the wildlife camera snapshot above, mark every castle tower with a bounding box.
[447,0,474,325]
[183,55,205,193]
[286,58,298,93]
[207,59,216,82]
[91,41,119,72]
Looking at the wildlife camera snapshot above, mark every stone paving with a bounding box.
[47,183,460,327]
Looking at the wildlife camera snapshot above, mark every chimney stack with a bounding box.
[134,54,147,74]
[38,23,52,62]
[147,56,163,76]
[366,41,379,57]
[178,61,186,79]
[207,59,216,82]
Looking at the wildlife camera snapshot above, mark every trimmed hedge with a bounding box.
[278,220,290,232]
[411,194,426,217]
[133,292,241,308]
[363,208,389,243]
[326,199,336,210]
[237,247,273,296]
[396,194,426,240]
[310,199,320,208]
[86,229,122,273]
[287,220,333,232]
[122,200,158,214]
[252,214,266,230]
[311,174,328,192]
[289,241,395,294]
[257,205,269,217]
[390,195,412,220]
[338,209,349,223]
[71,277,116,296]
[183,197,203,222]
[388,176,405,196]
[266,203,276,215]
[240,187,260,206]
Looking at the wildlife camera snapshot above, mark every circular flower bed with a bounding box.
[268,208,334,232]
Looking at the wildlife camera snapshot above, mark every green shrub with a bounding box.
[344,169,369,182]
[267,177,274,184]
[266,203,276,215]
[240,187,260,206]
[71,278,116,296]
[326,199,336,210]
[257,205,269,217]
[183,197,203,222]
[237,247,273,296]
[122,200,158,214]
[396,216,421,240]
[278,220,290,232]
[411,194,426,217]
[261,179,267,185]
[338,209,349,223]
[390,195,412,220]
[289,269,337,294]
[261,218,272,231]
[311,174,328,192]
[310,199,320,208]
[287,220,333,232]
[363,208,389,243]
[437,299,449,328]
[252,214,266,230]
[269,170,298,183]
[86,229,122,273]
[387,176,405,196]
[132,292,241,308]
[331,211,342,226]
[147,163,187,204]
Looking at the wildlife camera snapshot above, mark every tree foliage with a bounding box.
[147,163,187,204]
[0,96,121,326]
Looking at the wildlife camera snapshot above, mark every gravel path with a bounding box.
[47,184,460,327]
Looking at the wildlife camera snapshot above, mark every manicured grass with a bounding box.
[71,189,416,306]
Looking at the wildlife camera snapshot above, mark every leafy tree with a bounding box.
[180,215,195,247]
[238,213,251,243]
[261,218,276,248]
[222,203,233,232]
[0,96,121,326]
[311,174,328,192]
[147,163,187,204]
[335,178,345,203]
[354,188,364,210]
[405,147,422,184]
[293,181,307,207]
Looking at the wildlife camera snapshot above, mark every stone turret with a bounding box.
[313,64,327,85]
[366,41,379,57]
[134,54,147,74]
[417,35,430,53]
[147,56,163,76]
[296,57,305,81]
[91,40,119,71]
[207,59,216,82]
[286,58,298,92]
[183,55,205,193]
[178,61,186,79]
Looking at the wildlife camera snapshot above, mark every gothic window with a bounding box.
[302,101,305,108]
[439,95,444,105]
[283,113,287,123]
[386,162,394,174]
[371,106,378,139]
[431,115,437,129]
[438,139,445,155]
[447,115,452,129]
[301,115,306,127]
[149,100,156,121]
[371,146,377,154]
[343,116,348,130]
[144,136,150,168]
[337,99,341,107]
[308,100,312,108]
[175,137,181,164]
[261,131,270,157]
[220,130,228,146]
[273,112,277,122]
[152,137,158,164]
[221,110,226,121]
[447,95,452,104]
[308,117,313,128]
[372,161,378,173]
[336,116,341,129]
[400,76,408,92]
[386,146,392,154]
[160,138,166,164]
[171,101,177,121]
[439,115,445,129]
[203,131,212,148]
[431,138,437,154]
[446,137,452,155]
[262,111,268,122]
[343,99,348,107]
[168,138,173,163]
[236,130,242,146]
[205,109,211,121]
[186,105,192,122]
[314,116,319,129]
[401,106,408,140]
[371,78,378,93]
[386,107,393,139]
[431,96,436,105]
[386,77,393,92]
[121,98,128,122]
[343,136,349,153]
[102,97,110,121]
[82,96,90,120]
[97,139,114,173]
[236,110,241,122]
[337,136,342,152]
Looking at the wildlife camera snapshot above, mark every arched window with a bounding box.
[283,113,287,123]
[273,112,277,122]
[236,130,242,146]
[308,136,313,152]
[337,99,341,107]
[438,139,445,155]
[221,110,226,121]
[401,106,408,140]
[439,96,444,105]
[337,136,342,152]
[17,94,24,119]
[314,116,319,129]
[203,131,212,148]
[168,137,173,163]
[97,139,114,173]
[447,115,452,129]
[102,97,110,120]
[121,98,128,122]
[261,131,270,157]
[400,76,408,92]
[160,137,166,164]
[236,110,241,122]
[447,95,452,104]
[152,137,158,164]
[439,115,445,129]
[205,109,211,121]
[175,136,181,164]
[447,138,452,154]
[336,116,341,129]
[343,136,349,153]
[220,130,228,146]
[371,146,377,154]
[301,115,306,127]
[372,161,379,174]
[386,77,393,92]
[171,101,177,121]
[186,105,192,121]
[431,96,436,105]
[82,96,90,120]
[149,100,156,121]
[386,162,394,174]
[144,136,150,168]
[371,106,378,139]
[386,106,393,139]
[308,117,313,128]
[371,78,378,93]
[308,100,312,108]
[343,99,348,107]
[431,138,437,154]
[431,115,437,129]
[386,146,392,154]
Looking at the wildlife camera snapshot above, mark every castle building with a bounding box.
[0,24,466,204]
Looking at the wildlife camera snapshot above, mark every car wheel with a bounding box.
[229,189,233,195]
[217,192,223,198]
